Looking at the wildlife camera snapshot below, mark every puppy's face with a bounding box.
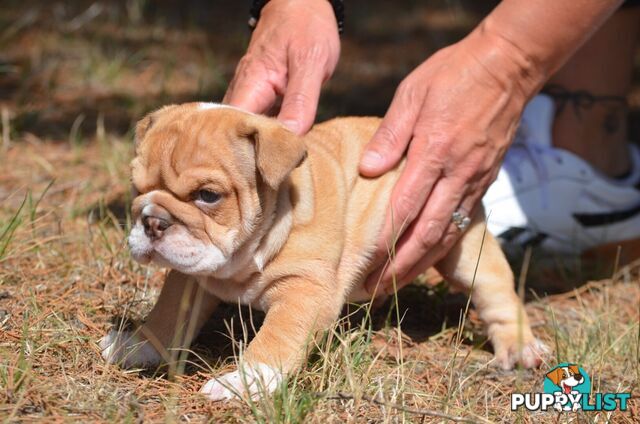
[128,103,306,276]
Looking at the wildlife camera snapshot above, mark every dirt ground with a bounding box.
[1,1,639,422]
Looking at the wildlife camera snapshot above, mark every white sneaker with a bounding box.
[482,94,640,254]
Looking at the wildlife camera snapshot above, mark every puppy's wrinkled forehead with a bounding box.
[131,103,256,196]
[132,102,306,196]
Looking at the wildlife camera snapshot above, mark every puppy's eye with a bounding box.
[196,189,221,204]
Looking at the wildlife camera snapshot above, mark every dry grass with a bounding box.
[1,1,640,422]
[1,95,638,424]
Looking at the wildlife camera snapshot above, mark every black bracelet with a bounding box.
[249,0,344,34]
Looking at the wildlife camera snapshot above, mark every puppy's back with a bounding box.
[306,117,385,184]
[302,117,405,300]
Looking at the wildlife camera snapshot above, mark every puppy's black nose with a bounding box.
[142,215,172,239]
[574,373,584,382]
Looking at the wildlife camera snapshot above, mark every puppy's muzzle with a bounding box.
[141,205,174,240]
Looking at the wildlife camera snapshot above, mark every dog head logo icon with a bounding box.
[545,364,586,394]
[543,363,590,411]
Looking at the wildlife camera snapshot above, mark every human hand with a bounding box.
[361,28,541,295]
[224,0,340,134]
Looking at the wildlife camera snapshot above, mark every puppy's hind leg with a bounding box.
[101,270,220,368]
[435,214,547,370]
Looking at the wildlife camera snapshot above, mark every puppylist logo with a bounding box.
[511,363,631,412]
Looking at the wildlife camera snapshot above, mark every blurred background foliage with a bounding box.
[0,0,638,141]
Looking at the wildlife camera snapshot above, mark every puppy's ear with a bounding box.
[568,365,580,375]
[546,368,563,386]
[240,116,307,189]
[134,105,179,150]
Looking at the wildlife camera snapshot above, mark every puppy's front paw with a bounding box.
[100,329,162,368]
[489,324,549,370]
[200,363,283,401]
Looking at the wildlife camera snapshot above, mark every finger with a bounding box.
[364,219,459,296]
[277,58,325,135]
[400,194,485,285]
[399,176,490,284]
[225,79,278,114]
[359,82,425,177]
[372,137,442,262]
[366,177,467,294]
[364,260,392,300]
[394,229,457,288]
[224,60,280,114]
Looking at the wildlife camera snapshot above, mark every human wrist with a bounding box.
[464,20,546,103]
[475,0,623,100]
[252,0,342,33]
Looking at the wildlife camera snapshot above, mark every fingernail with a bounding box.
[281,120,301,134]
[360,150,383,170]
[365,279,374,295]
[365,274,382,295]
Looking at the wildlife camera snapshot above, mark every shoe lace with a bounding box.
[502,124,566,209]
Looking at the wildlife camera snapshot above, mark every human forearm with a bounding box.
[474,0,624,97]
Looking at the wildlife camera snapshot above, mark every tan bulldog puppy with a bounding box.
[101,103,547,400]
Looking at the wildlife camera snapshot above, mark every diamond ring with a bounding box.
[452,210,471,231]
